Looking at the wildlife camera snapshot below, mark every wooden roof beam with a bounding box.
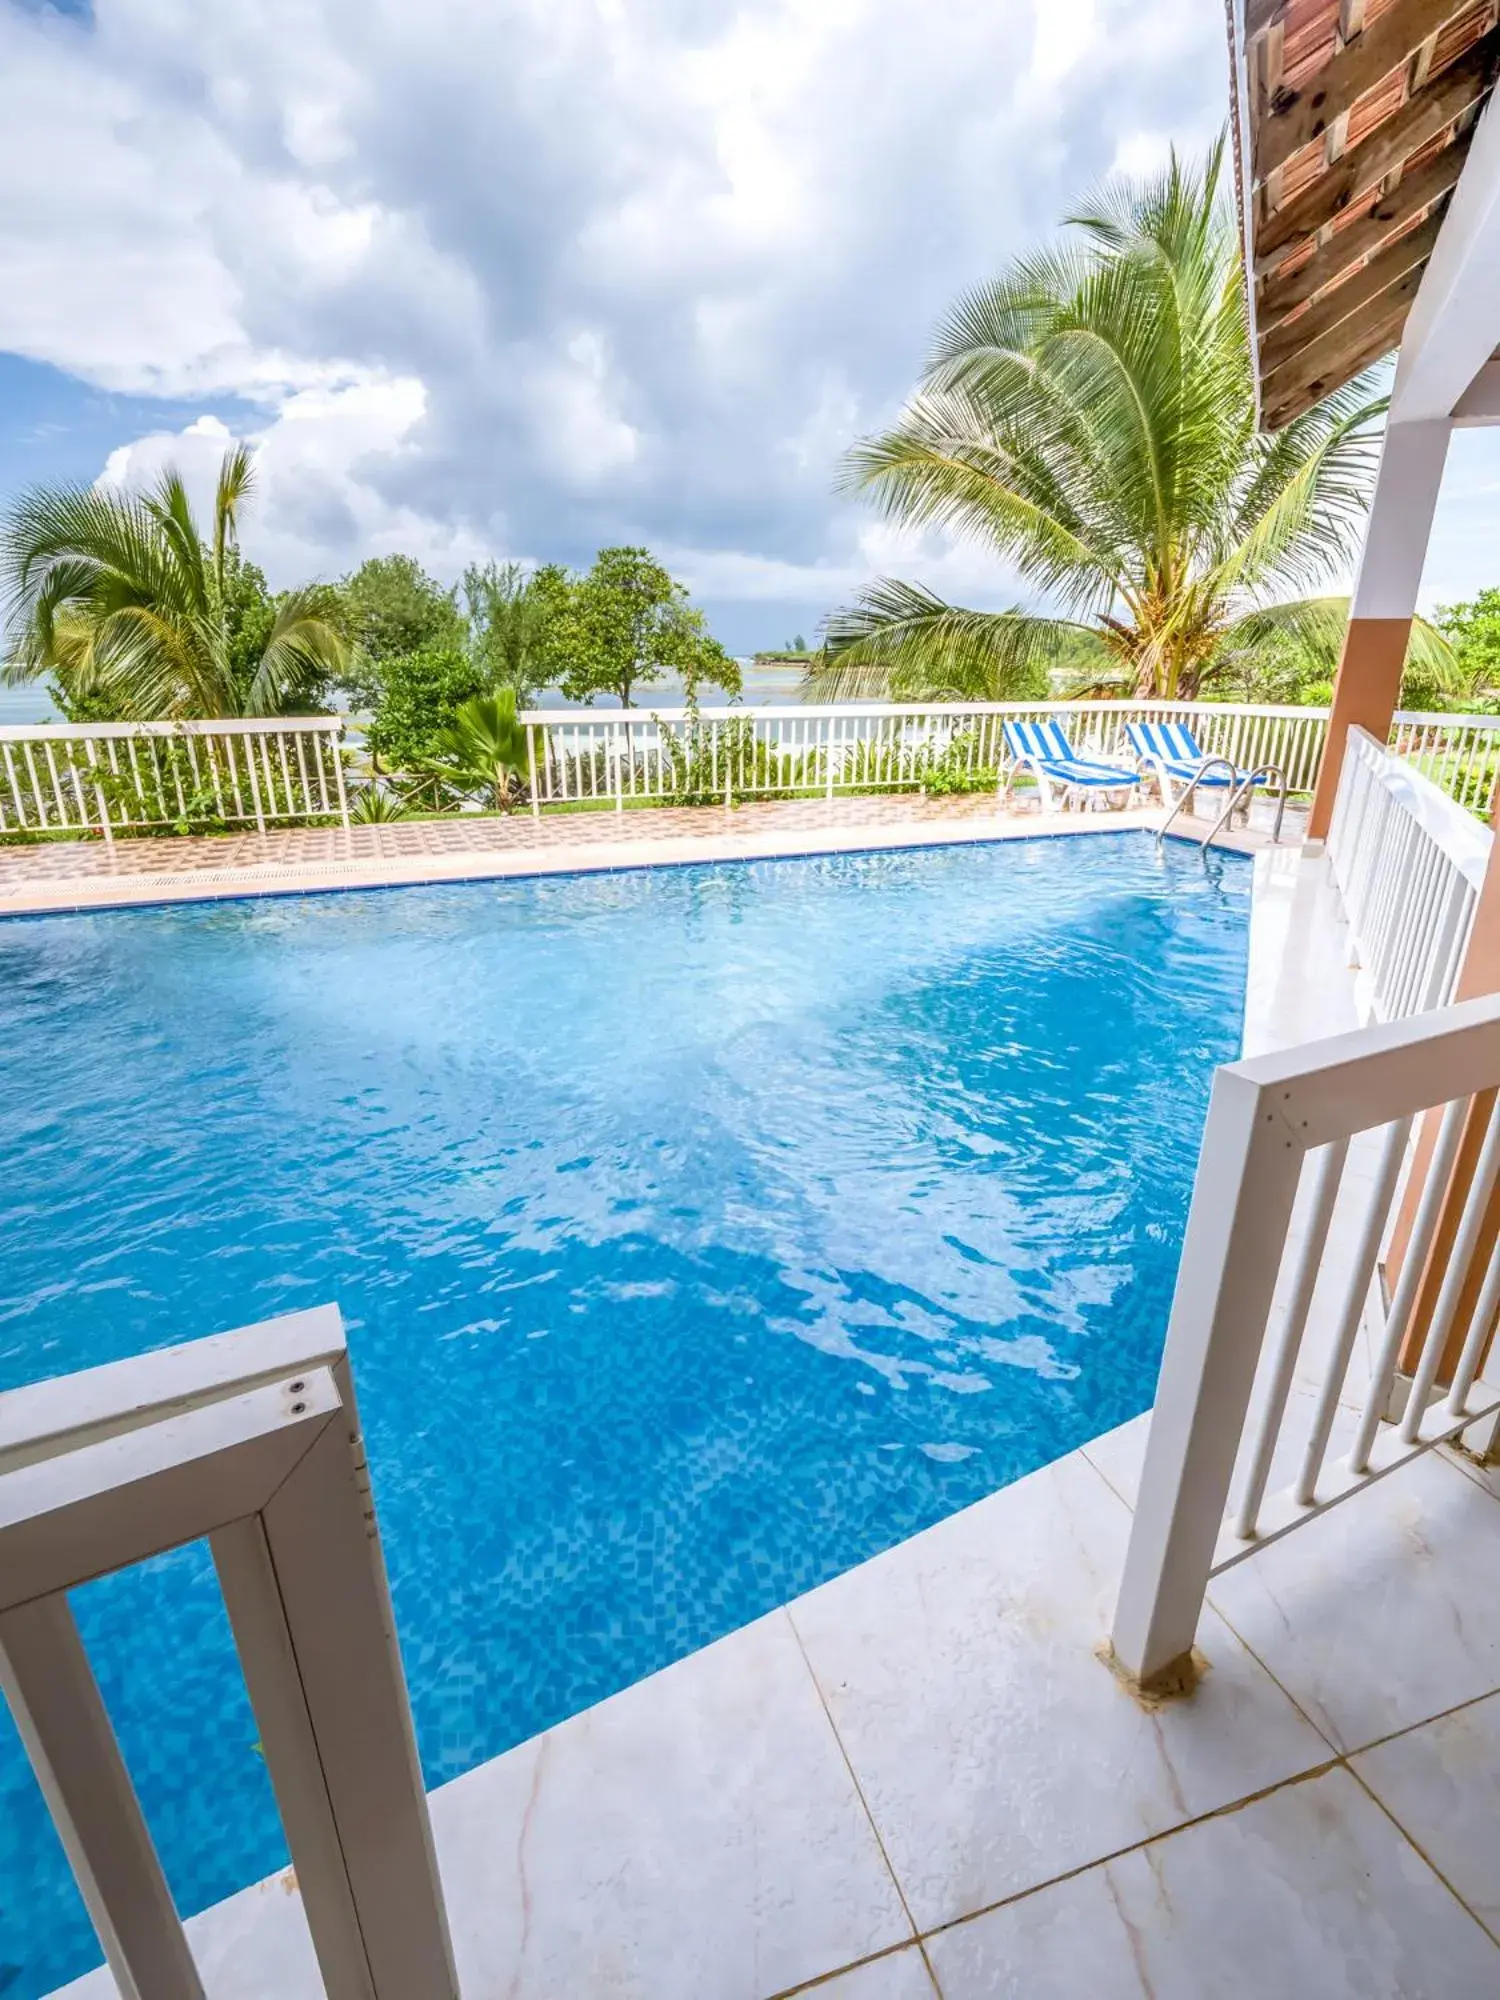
[1254,0,1472,180]
[1258,210,1443,372]
[1257,145,1465,322]
[1254,35,1493,270]
[1262,295,1417,426]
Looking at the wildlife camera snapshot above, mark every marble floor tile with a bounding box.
[1242,849,1360,1059]
[794,1945,939,1998]
[1441,1429,1500,1501]
[1208,1450,1500,1753]
[49,1871,321,2000]
[926,1766,1500,1999]
[429,1607,912,1999]
[788,1450,1329,1933]
[52,1609,910,2000]
[1351,1692,1500,1942]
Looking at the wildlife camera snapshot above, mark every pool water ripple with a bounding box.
[0,832,1248,1994]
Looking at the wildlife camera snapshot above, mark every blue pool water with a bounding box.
[0,833,1249,1994]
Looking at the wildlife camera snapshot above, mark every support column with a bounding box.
[1307,418,1452,840]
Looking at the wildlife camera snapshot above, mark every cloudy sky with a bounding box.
[2,0,1498,657]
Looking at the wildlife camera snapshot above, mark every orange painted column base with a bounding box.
[1307,617,1414,841]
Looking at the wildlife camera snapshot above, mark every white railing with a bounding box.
[519,700,1333,810]
[0,716,350,840]
[1112,993,1500,1691]
[0,1305,456,1999]
[1325,725,1491,1021]
[1390,708,1500,816]
[2,700,1496,840]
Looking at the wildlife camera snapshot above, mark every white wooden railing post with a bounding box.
[0,1307,458,2000]
[0,1594,205,2000]
[332,720,351,831]
[1110,1066,1306,1690]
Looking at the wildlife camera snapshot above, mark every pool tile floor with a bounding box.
[0,789,1300,916]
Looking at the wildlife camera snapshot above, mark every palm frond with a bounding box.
[1222,597,1459,690]
[811,578,1103,701]
[249,591,350,714]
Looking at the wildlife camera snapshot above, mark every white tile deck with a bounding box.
[924,1766,1500,1999]
[47,832,1500,1999]
[786,1450,1328,1935]
[1351,1692,1500,1943]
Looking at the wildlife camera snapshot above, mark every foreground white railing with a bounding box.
[0,1305,456,1999]
[518,700,1332,809]
[1112,995,1500,1692]
[0,717,350,840]
[1325,725,1491,1020]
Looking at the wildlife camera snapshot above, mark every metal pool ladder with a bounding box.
[1156,756,1289,851]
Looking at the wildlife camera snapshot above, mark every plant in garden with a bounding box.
[419,688,531,811]
[1,447,348,720]
[349,781,413,823]
[812,142,1424,705]
[462,560,569,704]
[921,732,997,795]
[553,547,740,708]
[337,556,464,708]
[1434,588,1500,711]
[364,644,488,769]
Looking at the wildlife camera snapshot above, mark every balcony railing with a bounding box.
[1325,724,1492,1020]
[0,1306,456,1999]
[1111,991,1500,1692]
[1112,722,1500,1689]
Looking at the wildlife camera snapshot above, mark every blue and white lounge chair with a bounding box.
[1125,720,1272,814]
[1002,719,1140,813]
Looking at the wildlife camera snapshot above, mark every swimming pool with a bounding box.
[0,832,1249,1995]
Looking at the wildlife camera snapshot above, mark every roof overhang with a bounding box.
[1231,0,1500,430]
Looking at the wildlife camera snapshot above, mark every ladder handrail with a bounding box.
[1155,756,1288,850]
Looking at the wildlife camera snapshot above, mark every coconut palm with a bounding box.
[811,141,1449,704]
[1,445,348,719]
[420,688,531,812]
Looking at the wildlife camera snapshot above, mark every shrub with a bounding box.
[365,645,487,772]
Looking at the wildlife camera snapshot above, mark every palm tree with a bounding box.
[810,141,1452,704]
[420,688,531,812]
[1,446,347,719]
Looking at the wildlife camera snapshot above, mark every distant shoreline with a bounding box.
[0,658,811,727]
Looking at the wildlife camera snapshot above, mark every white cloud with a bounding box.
[0,0,1237,640]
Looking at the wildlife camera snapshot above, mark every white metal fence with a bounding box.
[1325,726,1492,1022]
[0,1305,457,1999]
[1112,993,1500,1691]
[1390,708,1500,816]
[6,700,1500,841]
[519,699,1333,810]
[0,716,350,840]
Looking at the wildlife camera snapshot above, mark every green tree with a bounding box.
[1435,588,1500,709]
[810,141,1427,704]
[365,643,487,770]
[1,447,348,719]
[553,546,740,707]
[461,559,566,704]
[339,555,462,707]
[420,688,531,811]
